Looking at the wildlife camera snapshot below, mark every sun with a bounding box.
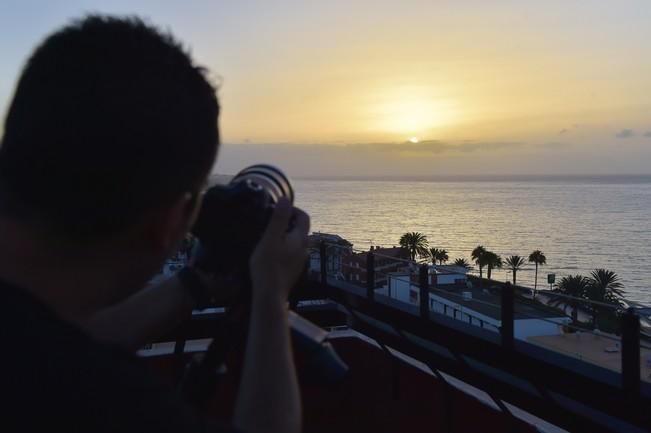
[409,136,419,143]
[368,86,457,137]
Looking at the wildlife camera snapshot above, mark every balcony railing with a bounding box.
[155,239,651,432]
[306,240,650,433]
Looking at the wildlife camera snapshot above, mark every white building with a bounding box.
[430,265,469,286]
[308,232,353,279]
[378,271,571,340]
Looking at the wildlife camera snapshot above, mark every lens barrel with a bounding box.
[231,164,294,205]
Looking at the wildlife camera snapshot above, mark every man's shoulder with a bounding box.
[0,280,233,432]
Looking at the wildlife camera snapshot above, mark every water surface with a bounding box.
[294,176,651,304]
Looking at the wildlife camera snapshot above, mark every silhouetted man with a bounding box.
[0,15,307,433]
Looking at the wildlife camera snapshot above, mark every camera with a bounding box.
[180,164,348,403]
[190,164,294,278]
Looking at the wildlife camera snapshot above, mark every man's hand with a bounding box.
[249,198,310,306]
[234,198,308,433]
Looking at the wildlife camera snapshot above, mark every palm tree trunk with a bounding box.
[487,266,492,280]
[533,263,538,299]
[592,307,598,329]
[571,302,578,323]
[479,266,483,279]
[513,270,516,285]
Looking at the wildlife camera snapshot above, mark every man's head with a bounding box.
[0,15,220,305]
[0,15,218,261]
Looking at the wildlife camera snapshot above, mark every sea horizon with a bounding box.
[214,171,651,184]
[290,173,651,183]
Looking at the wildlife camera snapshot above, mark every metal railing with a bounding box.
[157,238,651,432]
[313,240,644,396]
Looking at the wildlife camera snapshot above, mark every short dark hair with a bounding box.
[0,15,219,239]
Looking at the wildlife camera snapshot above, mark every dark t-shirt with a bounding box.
[0,278,238,432]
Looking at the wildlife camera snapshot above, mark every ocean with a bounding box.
[293,176,651,305]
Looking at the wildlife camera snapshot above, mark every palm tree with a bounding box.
[549,274,590,323]
[528,250,547,299]
[504,255,526,285]
[429,248,449,265]
[428,248,440,265]
[454,258,471,269]
[586,269,625,327]
[484,251,502,280]
[399,232,429,261]
[471,245,487,279]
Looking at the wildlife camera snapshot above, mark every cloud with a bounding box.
[615,129,634,139]
[558,124,581,135]
[265,139,527,156]
[215,138,650,178]
[224,139,525,156]
[644,131,651,137]
[215,139,530,177]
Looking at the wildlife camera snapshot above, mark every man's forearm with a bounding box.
[84,276,195,350]
[233,292,301,433]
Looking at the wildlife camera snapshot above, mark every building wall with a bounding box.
[310,253,320,273]
[386,275,567,339]
[388,274,418,305]
[436,273,467,285]
[514,318,568,340]
[310,249,351,278]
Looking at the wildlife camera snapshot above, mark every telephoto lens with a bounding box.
[190,164,294,277]
[179,164,349,404]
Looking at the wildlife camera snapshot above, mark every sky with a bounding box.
[1,0,651,177]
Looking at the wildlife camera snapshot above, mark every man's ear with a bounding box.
[144,192,199,256]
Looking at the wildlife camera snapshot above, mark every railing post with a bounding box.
[501,282,514,350]
[366,252,375,300]
[419,264,429,319]
[621,307,640,396]
[173,338,187,382]
[319,241,327,286]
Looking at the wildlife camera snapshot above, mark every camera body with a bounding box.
[190,164,294,278]
[182,164,349,393]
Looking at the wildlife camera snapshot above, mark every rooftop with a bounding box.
[431,264,469,275]
[308,232,353,248]
[528,332,651,383]
[431,286,569,321]
[367,246,408,258]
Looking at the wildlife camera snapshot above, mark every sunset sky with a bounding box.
[2,0,651,176]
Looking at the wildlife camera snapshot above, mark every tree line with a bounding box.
[398,232,546,292]
[398,232,625,323]
[548,269,625,327]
